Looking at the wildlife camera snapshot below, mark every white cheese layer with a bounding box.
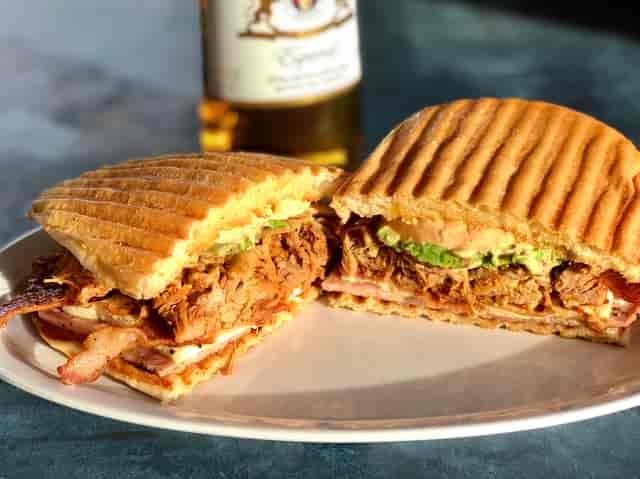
[154,325,254,364]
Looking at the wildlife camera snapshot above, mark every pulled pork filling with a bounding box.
[0,216,329,383]
[322,217,640,336]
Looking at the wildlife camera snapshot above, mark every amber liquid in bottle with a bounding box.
[199,0,363,169]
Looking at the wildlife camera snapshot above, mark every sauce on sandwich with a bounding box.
[383,217,515,258]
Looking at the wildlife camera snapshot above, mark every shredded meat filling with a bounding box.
[332,217,631,331]
[153,218,329,342]
[552,264,609,308]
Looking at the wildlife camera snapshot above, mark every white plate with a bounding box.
[2,229,640,442]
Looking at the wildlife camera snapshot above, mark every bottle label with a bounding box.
[203,0,362,106]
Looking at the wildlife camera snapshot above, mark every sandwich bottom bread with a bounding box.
[322,217,632,346]
[328,293,625,344]
[35,289,318,402]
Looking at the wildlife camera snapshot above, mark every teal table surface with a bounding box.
[1,1,640,477]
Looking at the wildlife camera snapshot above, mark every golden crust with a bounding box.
[35,288,319,402]
[327,293,628,346]
[28,152,344,299]
[331,98,640,281]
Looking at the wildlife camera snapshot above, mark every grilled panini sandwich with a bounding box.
[325,97,640,345]
[0,152,343,400]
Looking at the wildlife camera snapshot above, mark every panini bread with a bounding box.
[324,97,640,345]
[0,152,343,400]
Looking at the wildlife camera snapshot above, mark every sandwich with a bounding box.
[323,97,640,345]
[0,152,343,400]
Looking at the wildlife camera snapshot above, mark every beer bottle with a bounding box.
[199,0,362,169]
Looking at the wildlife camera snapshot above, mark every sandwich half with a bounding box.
[0,152,343,400]
[324,97,640,345]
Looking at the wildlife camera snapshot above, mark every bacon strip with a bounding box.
[0,282,68,328]
[58,327,145,384]
[601,271,640,304]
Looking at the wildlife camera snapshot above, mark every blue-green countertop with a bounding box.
[2,1,640,477]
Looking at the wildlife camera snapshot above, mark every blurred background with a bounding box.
[1,0,639,240]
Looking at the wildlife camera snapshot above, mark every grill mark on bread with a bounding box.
[31,210,180,255]
[31,198,194,239]
[113,152,322,175]
[383,107,441,196]
[497,104,550,209]
[79,166,267,188]
[550,130,600,231]
[45,229,165,272]
[391,105,450,197]
[474,102,546,208]
[613,168,640,262]
[570,137,620,243]
[467,99,530,204]
[347,127,395,196]
[416,99,494,198]
[529,117,595,228]
[39,188,212,220]
[441,98,501,200]
[504,107,569,217]
[442,99,524,202]
[585,185,623,251]
[524,111,577,220]
[60,177,246,205]
[614,194,640,262]
[361,108,438,195]
[413,100,477,197]
[86,161,277,184]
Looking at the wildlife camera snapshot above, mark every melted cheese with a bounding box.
[215,199,310,245]
[288,288,303,303]
[62,303,139,326]
[63,305,99,321]
[154,325,254,364]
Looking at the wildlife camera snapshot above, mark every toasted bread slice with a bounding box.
[29,152,344,299]
[332,98,640,281]
[328,292,628,346]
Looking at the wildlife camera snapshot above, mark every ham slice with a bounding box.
[58,327,144,384]
[322,273,471,314]
[38,309,106,336]
[120,347,177,376]
[323,273,639,331]
[122,325,253,377]
[121,343,222,377]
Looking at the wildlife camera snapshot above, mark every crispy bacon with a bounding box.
[0,253,113,329]
[601,271,640,304]
[58,327,145,385]
[153,218,328,342]
[0,281,68,328]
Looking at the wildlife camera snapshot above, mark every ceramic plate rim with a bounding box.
[1,228,640,443]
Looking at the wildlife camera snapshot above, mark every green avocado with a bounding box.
[266,219,289,229]
[376,226,463,268]
[474,247,563,274]
[207,237,255,257]
[377,226,563,273]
